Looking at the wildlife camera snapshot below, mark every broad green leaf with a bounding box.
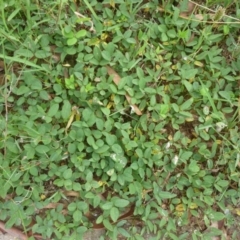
[40,90,50,100]
[118,76,128,90]
[159,191,177,199]
[68,202,77,211]
[96,118,104,130]
[188,161,200,173]
[103,219,114,231]
[67,37,77,46]
[63,169,72,179]
[101,107,110,116]
[118,228,131,238]
[35,145,50,154]
[183,80,193,92]
[95,145,109,154]
[15,85,30,95]
[31,79,42,90]
[111,144,123,154]
[73,210,82,222]
[93,46,102,61]
[126,38,136,44]
[77,226,88,234]
[209,211,225,221]
[68,143,76,154]
[29,167,38,176]
[101,50,111,61]
[180,98,193,111]
[113,198,130,208]
[216,180,229,187]
[110,207,120,222]
[47,103,59,117]
[102,202,113,210]
[15,48,34,58]
[82,108,93,121]
[167,29,177,38]
[6,142,19,154]
[35,50,50,59]
[76,29,87,38]
[62,100,71,120]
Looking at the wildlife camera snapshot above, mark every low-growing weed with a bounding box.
[0,0,240,239]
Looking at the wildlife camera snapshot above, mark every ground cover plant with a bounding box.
[0,0,240,239]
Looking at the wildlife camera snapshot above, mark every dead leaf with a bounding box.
[106,66,142,115]
[180,1,196,14]
[44,202,62,209]
[207,220,229,240]
[194,14,204,21]
[0,221,28,240]
[125,94,143,115]
[62,190,80,197]
[106,66,121,85]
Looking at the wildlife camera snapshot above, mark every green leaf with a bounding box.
[85,192,95,199]
[95,145,109,154]
[76,29,87,38]
[110,207,120,222]
[35,50,50,59]
[180,98,193,111]
[73,210,82,222]
[159,104,170,118]
[101,50,111,61]
[68,202,77,211]
[111,144,123,154]
[61,100,71,120]
[113,198,130,208]
[35,145,50,154]
[126,38,136,44]
[87,135,97,149]
[167,29,177,38]
[159,191,177,199]
[15,85,30,95]
[209,211,225,221]
[161,32,168,41]
[6,141,19,154]
[67,38,77,46]
[15,48,34,58]
[68,143,76,154]
[216,180,229,187]
[77,226,88,234]
[5,213,18,228]
[103,219,114,231]
[118,228,131,237]
[102,202,113,210]
[63,169,72,179]
[188,161,200,174]
[118,76,128,90]
[29,166,38,176]
[40,90,50,100]
[93,46,102,61]
[47,103,59,117]
[96,118,104,130]
[172,6,180,22]
[183,80,193,92]
[101,107,110,116]
[0,53,50,72]
[83,108,94,121]
[31,79,42,90]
